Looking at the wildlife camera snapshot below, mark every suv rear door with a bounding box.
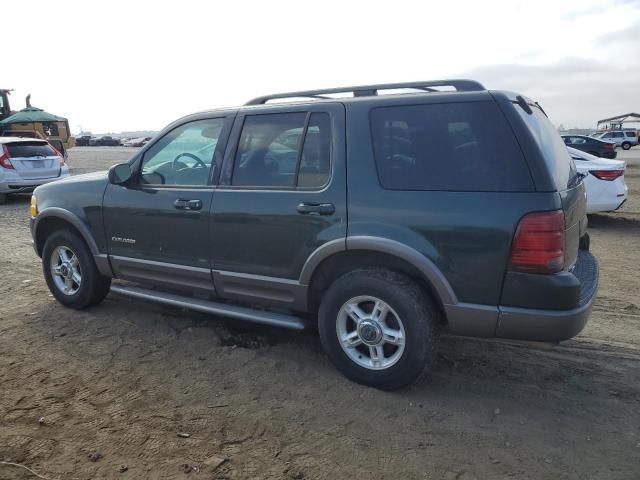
[4,141,61,179]
[210,103,346,310]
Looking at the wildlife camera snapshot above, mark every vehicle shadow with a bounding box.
[588,212,640,230]
[1,193,31,205]
[32,294,640,405]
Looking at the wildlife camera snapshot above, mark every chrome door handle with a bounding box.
[174,199,202,210]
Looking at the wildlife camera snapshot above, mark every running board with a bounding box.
[110,285,306,330]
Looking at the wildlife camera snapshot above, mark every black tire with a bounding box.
[318,269,439,390]
[622,142,631,150]
[42,229,111,309]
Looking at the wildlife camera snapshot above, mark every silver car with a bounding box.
[0,137,70,204]
[596,130,639,150]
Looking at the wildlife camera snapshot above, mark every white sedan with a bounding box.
[568,147,627,214]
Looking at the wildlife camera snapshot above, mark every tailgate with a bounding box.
[10,155,61,179]
[5,142,62,180]
[560,181,587,269]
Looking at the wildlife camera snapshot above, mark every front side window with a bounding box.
[232,112,332,188]
[371,102,533,191]
[140,118,224,186]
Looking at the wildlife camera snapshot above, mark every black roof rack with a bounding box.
[245,79,485,106]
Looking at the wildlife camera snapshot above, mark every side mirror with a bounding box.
[108,163,133,185]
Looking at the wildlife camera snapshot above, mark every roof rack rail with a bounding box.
[245,79,485,106]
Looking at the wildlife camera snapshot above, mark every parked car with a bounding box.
[595,130,639,150]
[94,135,121,147]
[0,137,69,204]
[75,135,92,146]
[124,136,152,147]
[562,134,617,159]
[29,80,598,390]
[568,147,627,213]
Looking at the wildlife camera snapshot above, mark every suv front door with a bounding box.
[103,115,233,294]
[210,103,346,310]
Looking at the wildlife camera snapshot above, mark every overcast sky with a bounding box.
[4,0,639,133]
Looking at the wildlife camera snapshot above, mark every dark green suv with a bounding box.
[30,80,598,390]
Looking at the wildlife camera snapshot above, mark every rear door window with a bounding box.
[370,102,533,191]
[6,142,57,158]
[231,112,332,189]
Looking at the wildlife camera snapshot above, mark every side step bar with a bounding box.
[110,285,306,330]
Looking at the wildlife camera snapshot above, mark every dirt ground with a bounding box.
[1,147,639,480]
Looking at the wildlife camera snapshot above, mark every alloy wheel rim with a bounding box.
[336,295,406,370]
[50,246,82,296]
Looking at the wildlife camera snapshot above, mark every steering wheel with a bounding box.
[173,152,206,170]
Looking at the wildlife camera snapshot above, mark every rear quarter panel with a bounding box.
[345,96,562,306]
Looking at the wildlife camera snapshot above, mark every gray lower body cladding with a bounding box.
[445,250,598,342]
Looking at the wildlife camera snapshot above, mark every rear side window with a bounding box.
[625,131,637,137]
[370,102,533,191]
[514,104,577,191]
[6,142,56,158]
[232,112,332,189]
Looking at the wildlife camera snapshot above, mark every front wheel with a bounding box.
[318,269,439,390]
[42,229,111,309]
[622,142,631,150]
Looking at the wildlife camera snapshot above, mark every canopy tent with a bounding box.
[0,106,67,124]
[597,113,640,130]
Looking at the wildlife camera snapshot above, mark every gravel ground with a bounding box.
[0,147,639,479]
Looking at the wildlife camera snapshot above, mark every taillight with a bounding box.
[49,145,65,166]
[604,143,615,150]
[509,210,565,274]
[0,145,13,169]
[590,169,624,181]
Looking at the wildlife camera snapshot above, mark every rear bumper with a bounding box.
[0,174,69,194]
[495,250,599,341]
[601,151,617,159]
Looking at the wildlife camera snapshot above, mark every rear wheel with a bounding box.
[622,142,631,150]
[318,269,439,390]
[42,229,111,309]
